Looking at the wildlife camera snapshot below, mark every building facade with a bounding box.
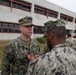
[0,0,76,40]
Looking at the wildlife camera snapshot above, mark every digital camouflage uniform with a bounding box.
[26,20,76,75]
[66,38,76,51]
[1,37,40,75]
[26,43,76,75]
[1,16,40,75]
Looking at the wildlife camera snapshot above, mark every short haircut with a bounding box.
[48,26,67,39]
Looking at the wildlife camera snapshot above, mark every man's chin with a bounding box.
[26,35,32,38]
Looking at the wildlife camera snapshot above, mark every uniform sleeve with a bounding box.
[26,57,47,75]
[66,38,76,50]
[1,44,14,75]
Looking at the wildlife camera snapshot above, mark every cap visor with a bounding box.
[22,23,35,26]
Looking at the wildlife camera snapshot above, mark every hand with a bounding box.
[35,54,39,58]
[27,54,35,61]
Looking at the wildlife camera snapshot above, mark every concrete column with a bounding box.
[57,12,60,19]
[31,3,34,38]
[73,18,75,23]
[31,3,34,17]
[31,26,34,38]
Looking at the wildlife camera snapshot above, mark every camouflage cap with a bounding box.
[44,19,66,37]
[18,16,34,26]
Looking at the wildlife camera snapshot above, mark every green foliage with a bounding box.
[36,37,46,44]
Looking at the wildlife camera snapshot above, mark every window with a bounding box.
[60,13,66,21]
[9,24,14,32]
[34,5,47,15]
[14,24,20,33]
[17,3,22,9]
[5,0,10,7]
[0,0,4,5]
[0,22,20,33]
[12,2,17,8]
[0,23,2,32]
[68,16,73,22]
[75,19,76,23]
[3,23,8,32]
[48,10,58,18]
[34,26,45,34]
[34,5,58,18]
[60,13,73,22]
[0,0,10,7]
[0,0,31,12]
[12,1,31,12]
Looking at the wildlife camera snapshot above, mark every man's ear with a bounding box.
[19,25,22,31]
[49,32,54,39]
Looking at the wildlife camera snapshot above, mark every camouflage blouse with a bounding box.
[26,43,76,75]
[1,37,40,75]
[66,38,76,51]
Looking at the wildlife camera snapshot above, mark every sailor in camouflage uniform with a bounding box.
[26,19,76,75]
[1,16,40,75]
[66,34,76,51]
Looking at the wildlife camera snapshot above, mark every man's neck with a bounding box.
[21,35,31,42]
[53,40,65,48]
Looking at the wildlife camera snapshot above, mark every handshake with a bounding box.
[27,54,39,61]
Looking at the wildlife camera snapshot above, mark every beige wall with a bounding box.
[0,0,76,39]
